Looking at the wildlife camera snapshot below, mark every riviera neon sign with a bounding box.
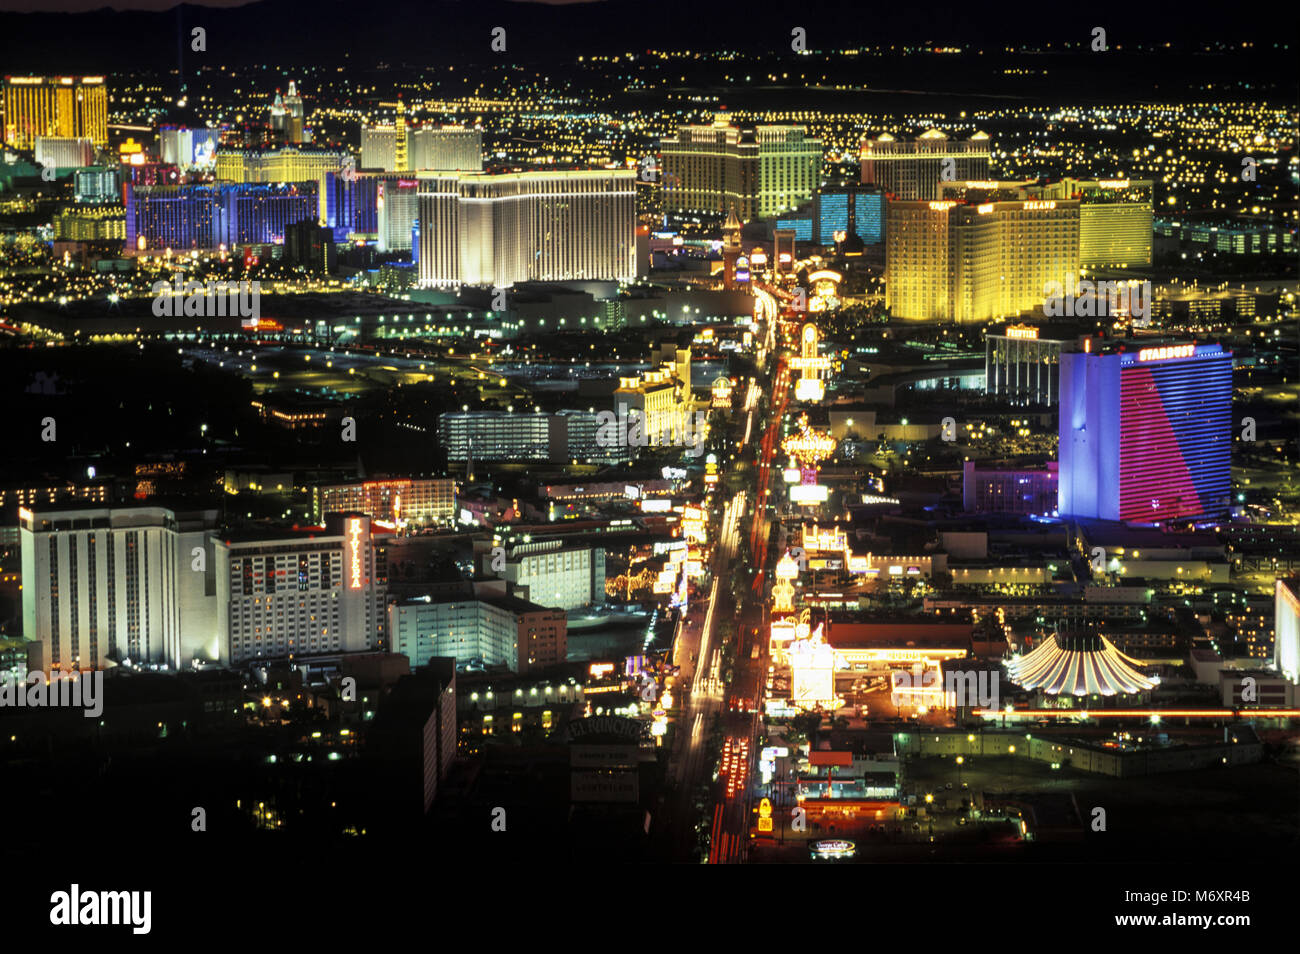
[347,518,364,589]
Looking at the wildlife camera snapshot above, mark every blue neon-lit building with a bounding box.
[1059,343,1232,522]
[125,182,318,250]
[775,185,884,246]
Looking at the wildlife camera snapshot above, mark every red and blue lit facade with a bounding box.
[1059,343,1231,522]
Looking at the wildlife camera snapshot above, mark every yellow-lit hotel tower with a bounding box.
[3,76,108,150]
[660,112,821,222]
[886,181,1080,323]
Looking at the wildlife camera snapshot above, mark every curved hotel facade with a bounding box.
[417,169,636,289]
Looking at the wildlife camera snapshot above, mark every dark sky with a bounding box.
[0,0,594,9]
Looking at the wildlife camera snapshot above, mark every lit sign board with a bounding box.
[1138,344,1195,362]
[1098,179,1130,188]
[794,377,825,402]
[976,203,994,214]
[588,662,616,678]
[847,556,869,573]
[1022,201,1057,211]
[641,498,671,513]
[347,518,364,589]
[928,201,957,211]
[789,484,829,504]
[811,840,856,858]
[783,468,802,484]
[1005,325,1039,340]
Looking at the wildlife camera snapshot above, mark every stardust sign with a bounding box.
[347,518,364,589]
[1137,344,1195,362]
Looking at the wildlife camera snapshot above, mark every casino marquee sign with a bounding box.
[564,715,649,743]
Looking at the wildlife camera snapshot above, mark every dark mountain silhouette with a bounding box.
[0,0,1294,72]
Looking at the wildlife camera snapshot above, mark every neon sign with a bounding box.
[1138,344,1194,362]
[1005,325,1039,340]
[347,518,364,589]
[1023,201,1057,211]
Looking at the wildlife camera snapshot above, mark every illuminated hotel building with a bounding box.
[1059,343,1232,522]
[886,189,1079,323]
[613,343,694,447]
[377,176,418,251]
[440,411,567,463]
[361,125,399,172]
[34,136,93,170]
[480,538,605,611]
[660,115,822,221]
[416,169,635,289]
[775,184,885,245]
[214,145,349,220]
[962,461,1058,515]
[1,482,109,509]
[125,182,318,251]
[159,126,219,171]
[73,165,121,203]
[1276,579,1300,684]
[281,81,305,143]
[984,323,1088,406]
[410,127,482,172]
[388,591,566,674]
[215,514,388,667]
[361,123,482,173]
[312,478,457,526]
[53,205,125,241]
[2,76,107,150]
[1040,178,1153,267]
[19,506,219,671]
[859,129,990,200]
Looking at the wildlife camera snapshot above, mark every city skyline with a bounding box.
[0,0,1295,934]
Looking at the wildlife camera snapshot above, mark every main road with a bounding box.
[652,292,794,862]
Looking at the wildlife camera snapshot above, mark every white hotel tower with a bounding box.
[21,506,388,671]
[417,169,636,289]
[20,506,219,671]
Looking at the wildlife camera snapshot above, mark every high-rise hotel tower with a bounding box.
[886,182,1080,323]
[417,169,635,289]
[3,75,108,150]
[860,129,991,200]
[1059,342,1232,522]
[660,114,821,222]
[1041,178,1154,268]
